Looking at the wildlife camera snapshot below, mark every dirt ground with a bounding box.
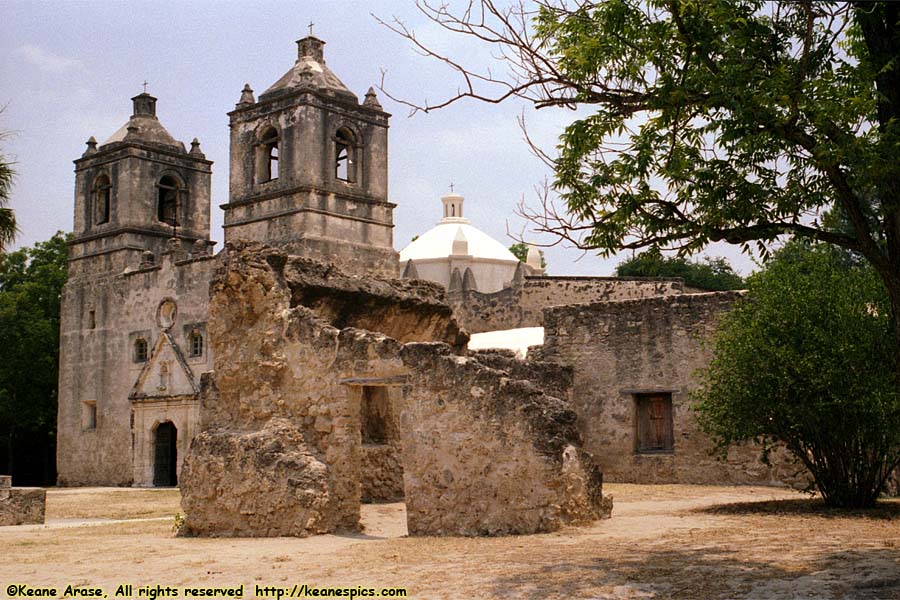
[2,484,899,599]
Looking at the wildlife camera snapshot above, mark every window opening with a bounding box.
[189,331,203,358]
[83,401,97,430]
[93,175,111,225]
[259,128,279,182]
[134,338,148,363]
[157,176,179,226]
[335,129,354,182]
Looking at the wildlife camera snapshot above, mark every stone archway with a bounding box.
[153,421,178,487]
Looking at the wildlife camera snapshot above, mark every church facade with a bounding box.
[57,36,398,486]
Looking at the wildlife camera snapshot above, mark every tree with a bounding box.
[615,246,744,290]
[694,240,900,508]
[509,241,547,268]
[0,123,17,252]
[0,232,69,485]
[379,1,900,352]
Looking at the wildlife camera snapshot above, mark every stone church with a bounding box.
[57,33,799,498]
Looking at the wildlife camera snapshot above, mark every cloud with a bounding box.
[16,44,85,74]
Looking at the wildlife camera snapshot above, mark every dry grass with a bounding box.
[45,487,181,520]
[2,484,899,599]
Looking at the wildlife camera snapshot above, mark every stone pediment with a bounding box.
[130,332,198,400]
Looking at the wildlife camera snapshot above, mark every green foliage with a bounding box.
[0,142,17,252]
[0,232,70,479]
[534,2,896,260]
[508,242,547,268]
[615,246,743,290]
[694,241,900,508]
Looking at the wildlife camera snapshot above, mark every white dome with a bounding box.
[400,222,519,263]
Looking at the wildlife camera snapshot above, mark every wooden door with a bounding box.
[153,421,178,486]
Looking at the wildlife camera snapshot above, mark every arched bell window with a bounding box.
[335,128,355,182]
[92,174,112,225]
[257,126,280,183]
[157,176,180,226]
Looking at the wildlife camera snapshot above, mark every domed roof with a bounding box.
[399,192,519,263]
[260,36,357,103]
[102,93,184,152]
[400,222,519,263]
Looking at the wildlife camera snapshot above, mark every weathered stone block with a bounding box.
[179,419,332,537]
[0,487,46,526]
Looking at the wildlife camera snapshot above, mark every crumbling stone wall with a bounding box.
[0,476,45,526]
[543,293,805,486]
[450,276,688,333]
[181,243,609,537]
[399,345,608,535]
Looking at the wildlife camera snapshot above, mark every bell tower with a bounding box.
[70,93,213,276]
[222,35,398,277]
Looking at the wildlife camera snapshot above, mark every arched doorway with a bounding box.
[153,421,178,487]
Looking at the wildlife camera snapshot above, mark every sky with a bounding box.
[1,0,759,276]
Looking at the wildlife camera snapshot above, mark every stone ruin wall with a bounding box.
[449,276,689,333]
[0,475,45,526]
[400,345,609,535]
[542,292,807,486]
[180,243,609,537]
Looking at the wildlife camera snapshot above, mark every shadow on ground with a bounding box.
[696,497,900,520]
[488,545,900,599]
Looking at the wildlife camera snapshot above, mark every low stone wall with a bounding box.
[0,476,46,526]
[450,276,686,333]
[543,292,807,487]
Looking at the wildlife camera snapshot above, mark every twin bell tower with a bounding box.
[71,34,398,278]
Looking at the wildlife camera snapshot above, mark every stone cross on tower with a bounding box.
[308,21,314,36]
[143,80,149,93]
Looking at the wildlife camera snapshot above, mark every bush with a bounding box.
[694,241,900,508]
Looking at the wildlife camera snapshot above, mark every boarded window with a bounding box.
[635,393,674,453]
[361,386,392,445]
